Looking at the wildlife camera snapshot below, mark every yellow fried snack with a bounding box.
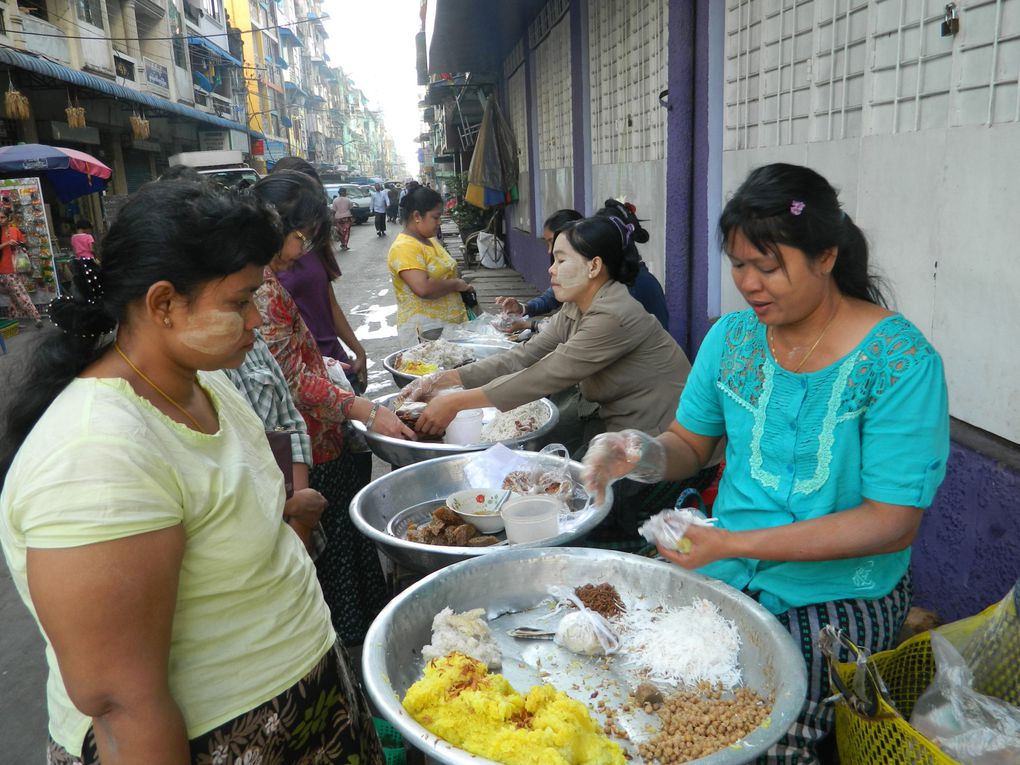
[403,653,625,765]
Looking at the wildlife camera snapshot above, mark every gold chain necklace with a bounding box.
[768,298,843,374]
[114,342,204,431]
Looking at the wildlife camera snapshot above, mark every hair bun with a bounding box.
[601,198,650,243]
[49,259,116,339]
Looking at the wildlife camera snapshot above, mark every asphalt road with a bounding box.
[0,217,408,760]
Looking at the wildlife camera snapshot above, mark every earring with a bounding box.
[163,316,172,328]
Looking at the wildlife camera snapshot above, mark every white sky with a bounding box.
[321,1,424,175]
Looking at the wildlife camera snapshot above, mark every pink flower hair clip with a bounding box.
[789,200,806,216]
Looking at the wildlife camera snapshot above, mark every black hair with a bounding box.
[270,156,323,188]
[557,199,648,286]
[264,159,337,279]
[158,164,204,183]
[0,181,283,483]
[337,187,347,196]
[543,209,582,234]
[251,170,332,254]
[719,163,885,305]
[399,186,443,223]
[74,219,92,231]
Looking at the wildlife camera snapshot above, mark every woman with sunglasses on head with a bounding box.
[252,171,414,647]
[583,164,950,764]
[0,180,385,764]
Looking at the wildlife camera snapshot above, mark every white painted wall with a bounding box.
[720,0,1020,442]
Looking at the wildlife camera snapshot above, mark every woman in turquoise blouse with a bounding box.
[583,163,950,764]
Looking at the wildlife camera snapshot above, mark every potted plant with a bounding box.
[447,173,493,242]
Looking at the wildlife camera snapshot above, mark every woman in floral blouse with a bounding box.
[253,171,414,645]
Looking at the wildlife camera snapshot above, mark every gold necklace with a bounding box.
[769,298,842,374]
[114,342,204,431]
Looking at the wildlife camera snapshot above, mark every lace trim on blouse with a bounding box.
[715,311,935,496]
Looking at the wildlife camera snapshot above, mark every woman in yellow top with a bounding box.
[387,186,476,345]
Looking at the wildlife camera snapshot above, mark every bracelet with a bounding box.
[365,402,380,430]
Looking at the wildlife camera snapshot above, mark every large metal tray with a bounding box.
[349,453,611,574]
[363,548,808,765]
[383,342,509,388]
[351,391,560,468]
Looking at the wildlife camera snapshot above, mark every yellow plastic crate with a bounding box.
[0,319,19,341]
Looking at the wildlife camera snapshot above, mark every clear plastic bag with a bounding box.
[909,631,1020,764]
[501,443,574,500]
[491,310,524,333]
[547,586,620,656]
[638,492,717,553]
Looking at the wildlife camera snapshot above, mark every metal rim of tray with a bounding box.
[350,391,560,457]
[382,342,510,387]
[361,547,809,765]
[348,452,611,564]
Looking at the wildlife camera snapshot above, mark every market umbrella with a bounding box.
[0,143,112,203]
[465,97,519,209]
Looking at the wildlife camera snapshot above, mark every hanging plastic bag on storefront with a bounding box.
[477,232,506,269]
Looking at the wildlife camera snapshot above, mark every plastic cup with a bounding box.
[501,496,560,544]
[443,408,484,444]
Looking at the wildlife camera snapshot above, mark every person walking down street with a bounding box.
[388,186,475,345]
[331,187,354,250]
[370,183,389,237]
[0,209,42,327]
[386,184,400,223]
[252,171,414,646]
[0,180,386,765]
[582,163,951,765]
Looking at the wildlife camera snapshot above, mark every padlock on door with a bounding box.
[941,2,959,37]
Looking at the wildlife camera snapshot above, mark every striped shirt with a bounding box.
[224,335,313,466]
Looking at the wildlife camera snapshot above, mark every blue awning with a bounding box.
[0,47,261,138]
[284,80,309,99]
[187,36,243,67]
[279,27,303,47]
[193,71,213,91]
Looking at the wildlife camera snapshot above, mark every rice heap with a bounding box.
[397,340,475,374]
[481,400,549,443]
[403,653,625,765]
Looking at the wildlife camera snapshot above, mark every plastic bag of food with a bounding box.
[463,443,535,489]
[909,631,1020,763]
[491,310,524,333]
[501,443,574,499]
[548,586,620,656]
[639,491,717,553]
[323,356,354,394]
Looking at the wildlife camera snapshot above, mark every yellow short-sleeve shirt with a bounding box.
[387,233,469,329]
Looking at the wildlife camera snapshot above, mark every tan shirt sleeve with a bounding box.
[470,308,649,411]
[457,320,564,390]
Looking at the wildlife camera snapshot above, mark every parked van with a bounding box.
[167,150,262,189]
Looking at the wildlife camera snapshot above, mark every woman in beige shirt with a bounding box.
[412,208,691,442]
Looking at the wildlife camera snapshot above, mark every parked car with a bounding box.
[323,182,371,225]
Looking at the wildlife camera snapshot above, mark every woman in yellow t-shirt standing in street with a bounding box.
[387,187,475,345]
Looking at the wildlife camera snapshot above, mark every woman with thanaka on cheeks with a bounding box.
[409,202,690,449]
[0,180,385,764]
[583,163,950,764]
[252,170,413,648]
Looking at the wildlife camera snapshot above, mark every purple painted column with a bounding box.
[689,0,714,353]
[570,0,589,214]
[663,0,696,353]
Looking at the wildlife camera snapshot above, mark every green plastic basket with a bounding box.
[373,717,406,765]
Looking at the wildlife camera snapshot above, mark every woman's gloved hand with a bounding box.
[400,373,443,404]
[582,429,667,505]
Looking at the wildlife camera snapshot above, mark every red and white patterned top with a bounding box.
[255,267,352,464]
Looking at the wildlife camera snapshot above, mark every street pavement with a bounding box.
[0,216,540,759]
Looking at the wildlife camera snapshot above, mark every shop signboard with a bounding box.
[144,57,170,93]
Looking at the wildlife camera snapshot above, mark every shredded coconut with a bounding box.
[616,598,743,689]
[480,401,549,443]
[397,340,475,372]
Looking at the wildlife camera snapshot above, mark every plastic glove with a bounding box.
[582,429,667,505]
[399,372,443,404]
[492,311,525,333]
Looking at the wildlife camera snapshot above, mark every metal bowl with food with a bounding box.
[351,392,559,468]
[383,342,509,388]
[363,548,808,765]
[349,452,612,574]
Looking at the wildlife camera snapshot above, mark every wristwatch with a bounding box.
[365,402,380,430]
